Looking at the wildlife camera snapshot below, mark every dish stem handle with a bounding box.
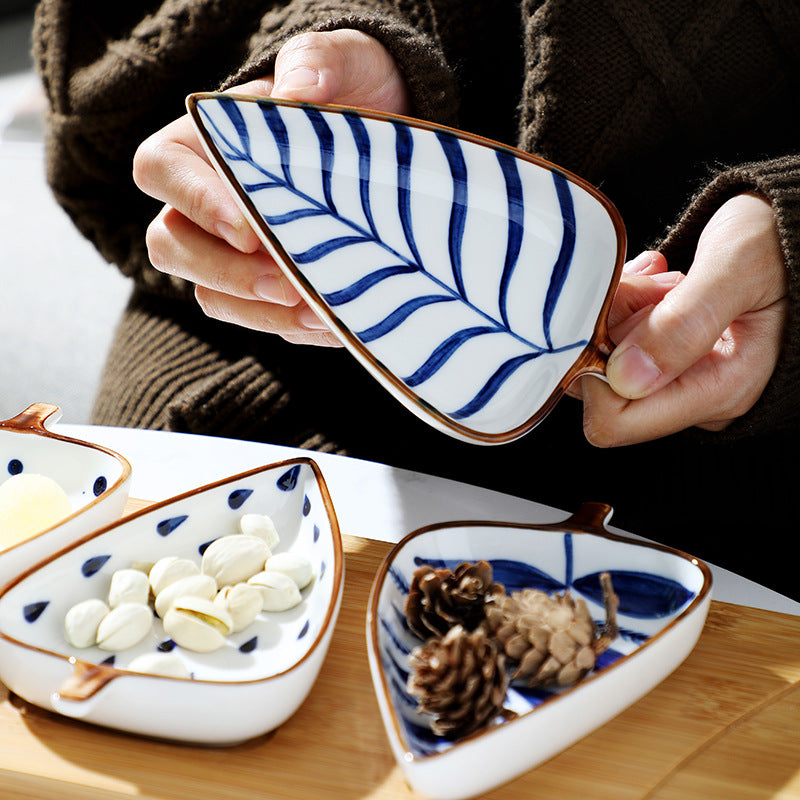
[0,403,62,432]
[52,657,121,713]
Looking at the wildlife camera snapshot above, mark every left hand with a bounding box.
[577,192,788,446]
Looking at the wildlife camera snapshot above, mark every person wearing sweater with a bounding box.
[32,1,800,598]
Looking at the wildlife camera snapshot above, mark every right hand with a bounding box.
[133,29,410,345]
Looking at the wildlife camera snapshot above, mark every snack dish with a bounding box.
[0,404,131,585]
[0,457,344,744]
[366,502,712,800]
[187,93,626,445]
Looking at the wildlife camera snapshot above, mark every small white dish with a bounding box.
[0,457,344,744]
[366,502,712,800]
[187,94,626,444]
[0,403,131,586]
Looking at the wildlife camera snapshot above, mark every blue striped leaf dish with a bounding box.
[366,502,712,799]
[187,94,626,444]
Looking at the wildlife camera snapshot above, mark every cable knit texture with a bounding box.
[31,0,800,595]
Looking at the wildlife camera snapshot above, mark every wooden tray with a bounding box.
[1,502,799,799]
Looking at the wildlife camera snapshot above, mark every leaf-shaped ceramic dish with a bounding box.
[0,403,131,586]
[188,94,626,444]
[366,502,712,800]
[0,457,343,744]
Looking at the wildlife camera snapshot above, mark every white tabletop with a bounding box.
[55,423,800,617]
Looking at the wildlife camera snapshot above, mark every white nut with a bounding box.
[64,598,110,648]
[108,568,151,608]
[201,535,271,587]
[238,513,280,550]
[154,573,218,618]
[96,602,153,651]
[127,652,191,679]
[248,570,302,612]
[214,583,263,632]
[264,552,313,590]
[149,556,200,596]
[163,596,233,653]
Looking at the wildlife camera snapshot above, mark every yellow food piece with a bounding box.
[0,473,72,548]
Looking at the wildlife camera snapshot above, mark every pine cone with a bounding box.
[407,624,509,738]
[405,560,504,640]
[484,572,619,689]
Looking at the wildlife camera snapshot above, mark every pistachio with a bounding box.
[238,513,280,550]
[64,598,110,648]
[163,596,233,653]
[149,556,200,597]
[264,552,313,590]
[154,573,218,618]
[96,602,153,651]
[201,534,271,587]
[248,570,302,612]
[127,651,192,679]
[214,583,263,632]
[108,568,151,608]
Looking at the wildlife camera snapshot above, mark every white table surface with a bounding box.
[56,423,800,617]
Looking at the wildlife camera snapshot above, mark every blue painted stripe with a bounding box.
[259,101,293,186]
[564,532,574,589]
[322,264,417,306]
[436,132,468,297]
[292,235,369,264]
[496,150,524,329]
[262,207,329,226]
[404,326,498,387]
[303,106,337,215]
[357,295,455,343]
[343,111,379,239]
[544,172,576,348]
[218,97,252,158]
[450,351,541,418]
[394,122,424,267]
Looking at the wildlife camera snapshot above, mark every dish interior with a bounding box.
[189,95,625,442]
[374,523,707,759]
[0,460,341,682]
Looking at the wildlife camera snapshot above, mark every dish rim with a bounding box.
[186,93,628,445]
[0,455,344,687]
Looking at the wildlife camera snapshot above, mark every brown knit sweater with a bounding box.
[32,0,800,596]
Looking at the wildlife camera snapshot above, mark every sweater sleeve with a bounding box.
[32,0,458,298]
[656,155,800,439]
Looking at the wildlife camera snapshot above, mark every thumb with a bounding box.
[605,268,742,400]
[270,30,410,113]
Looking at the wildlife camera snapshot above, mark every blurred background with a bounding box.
[0,3,132,425]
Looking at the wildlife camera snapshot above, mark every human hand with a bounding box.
[578,192,788,446]
[133,29,410,346]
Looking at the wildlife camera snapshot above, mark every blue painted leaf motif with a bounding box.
[574,570,693,618]
[297,620,310,640]
[157,516,188,537]
[7,458,22,475]
[277,465,300,491]
[228,488,253,509]
[82,555,111,577]
[23,601,48,623]
[192,96,621,438]
[239,637,258,653]
[93,476,107,496]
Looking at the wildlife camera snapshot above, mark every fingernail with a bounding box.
[607,345,661,399]
[217,220,245,250]
[275,67,320,94]
[623,251,656,274]
[298,305,329,330]
[254,274,288,304]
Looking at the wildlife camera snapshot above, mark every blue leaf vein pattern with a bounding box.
[200,98,589,420]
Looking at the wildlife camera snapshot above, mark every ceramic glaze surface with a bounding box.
[366,505,712,799]
[0,458,344,744]
[189,94,626,444]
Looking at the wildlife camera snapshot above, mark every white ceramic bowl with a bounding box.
[366,502,712,800]
[0,403,132,586]
[0,456,344,744]
[188,94,626,444]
